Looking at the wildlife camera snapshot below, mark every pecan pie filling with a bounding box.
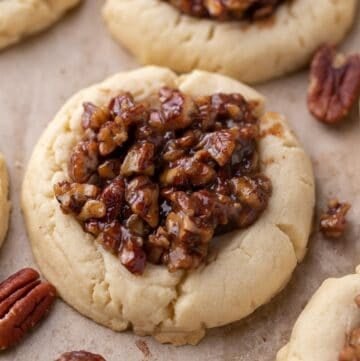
[165,0,287,21]
[54,88,272,275]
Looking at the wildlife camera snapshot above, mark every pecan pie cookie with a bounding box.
[22,66,315,345]
[0,0,80,50]
[277,269,360,361]
[0,153,10,247]
[102,0,357,84]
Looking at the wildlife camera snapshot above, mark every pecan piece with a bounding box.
[149,88,196,131]
[69,140,99,183]
[54,182,100,216]
[320,199,351,239]
[231,174,272,227]
[56,350,106,361]
[197,128,238,166]
[98,121,128,156]
[160,157,216,187]
[308,45,360,124]
[109,93,147,125]
[82,103,110,130]
[120,142,155,177]
[125,176,159,228]
[0,268,56,350]
[99,177,125,222]
[77,200,106,221]
[119,234,147,275]
[97,159,122,180]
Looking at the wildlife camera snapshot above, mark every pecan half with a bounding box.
[56,350,106,361]
[308,45,360,124]
[320,199,351,239]
[0,268,56,350]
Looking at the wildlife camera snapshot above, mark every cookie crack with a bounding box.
[275,223,300,261]
[167,270,188,322]
[206,23,216,42]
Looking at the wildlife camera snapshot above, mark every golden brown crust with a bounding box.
[103,0,357,84]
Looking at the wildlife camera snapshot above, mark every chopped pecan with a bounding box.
[78,200,106,221]
[166,242,206,272]
[56,350,106,361]
[232,139,259,175]
[0,268,56,350]
[96,220,122,252]
[97,159,122,180]
[109,93,147,125]
[125,176,159,228]
[149,88,196,131]
[126,214,149,237]
[120,142,155,177]
[154,190,234,271]
[54,182,100,215]
[231,174,272,227]
[308,45,360,124]
[82,103,110,130]
[98,121,128,156]
[197,128,238,166]
[119,236,147,275]
[160,157,216,187]
[99,177,125,222]
[320,199,351,239]
[196,93,258,131]
[69,140,99,183]
[162,130,200,162]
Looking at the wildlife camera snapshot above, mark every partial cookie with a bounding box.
[0,0,81,50]
[22,66,315,345]
[0,153,10,247]
[277,270,360,361]
[103,0,357,84]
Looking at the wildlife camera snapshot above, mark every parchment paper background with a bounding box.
[0,1,359,360]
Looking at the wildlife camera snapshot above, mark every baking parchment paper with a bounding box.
[0,2,359,360]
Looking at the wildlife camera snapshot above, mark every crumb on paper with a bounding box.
[135,339,151,359]
[319,199,351,239]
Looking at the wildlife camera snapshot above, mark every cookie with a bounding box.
[103,0,357,84]
[0,153,10,247]
[0,0,80,50]
[22,66,315,345]
[277,270,360,361]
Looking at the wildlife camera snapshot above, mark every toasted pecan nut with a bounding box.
[82,103,110,130]
[319,199,351,239]
[0,268,56,350]
[56,350,106,361]
[69,140,99,183]
[308,45,360,125]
